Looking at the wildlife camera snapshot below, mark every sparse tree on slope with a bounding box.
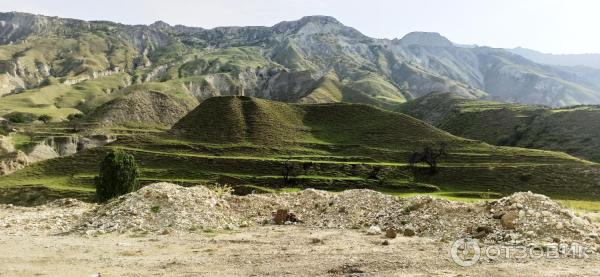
[408,143,448,174]
[95,150,140,202]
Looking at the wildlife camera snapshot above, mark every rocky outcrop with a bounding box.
[0,150,28,175]
[0,59,50,95]
[27,134,115,163]
[0,135,14,154]
[62,68,126,86]
[183,67,318,102]
[0,134,115,175]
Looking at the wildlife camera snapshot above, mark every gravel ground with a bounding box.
[1,182,600,276]
[1,226,599,276]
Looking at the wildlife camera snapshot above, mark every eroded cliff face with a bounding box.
[0,135,14,154]
[183,68,318,102]
[0,150,28,176]
[0,134,116,176]
[0,59,49,96]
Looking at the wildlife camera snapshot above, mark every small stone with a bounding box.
[385,228,397,239]
[572,217,586,227]
[274,209,288,225]
[501,212,517,229]
[552,237,561,243]
[541,211,552,217]
[367,225,382,235]
[224,224,236,230]
[492,212,505,219]
[159,228,171,235]
[286,212,300,223]
[473,226,493,239]
[476,226,493,234]
[311,238,323,244]
[382,240,390,246]
[403,228,416,237]
[555,222,564,230]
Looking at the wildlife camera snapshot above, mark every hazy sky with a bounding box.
[3,0,599,54]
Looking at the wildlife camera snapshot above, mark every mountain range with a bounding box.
[2,11,600,127]
[508,47,600,69]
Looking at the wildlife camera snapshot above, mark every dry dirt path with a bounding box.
[1,225,599,276]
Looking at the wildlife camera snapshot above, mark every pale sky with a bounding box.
[3,0,599,54]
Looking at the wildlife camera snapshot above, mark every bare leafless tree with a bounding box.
[408,143,448,174]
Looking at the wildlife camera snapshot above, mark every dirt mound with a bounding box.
[76,183,599,248]
[78,183,239,234]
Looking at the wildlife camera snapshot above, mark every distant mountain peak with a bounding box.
[398,32,454,47]
[297,15,341,25]
[149,20,171,29]
[272,15,344,33]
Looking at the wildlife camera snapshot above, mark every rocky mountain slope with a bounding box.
[1,11,600,124]
[399,92,600,162]
[509,47,600,69]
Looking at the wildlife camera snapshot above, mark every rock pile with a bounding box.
[74,183,599,249]
[0,198,94,234]
[484,192,599,246]
[77,183,241,234]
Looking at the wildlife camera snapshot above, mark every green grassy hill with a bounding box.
[89,90,198,128]
[171,96,444,146]
[399,92,600,162]
[2,96,599,204]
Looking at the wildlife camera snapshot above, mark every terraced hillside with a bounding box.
[1,96,599,205]
[399,92,600,162]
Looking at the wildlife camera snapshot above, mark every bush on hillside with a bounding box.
[67,113,84,121]
[5,112,37,124]
[38,114,52,124]
[95,150,140,202]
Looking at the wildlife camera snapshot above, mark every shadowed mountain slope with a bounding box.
[400,92,600,162]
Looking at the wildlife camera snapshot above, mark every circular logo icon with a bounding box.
[450,238,481,267]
